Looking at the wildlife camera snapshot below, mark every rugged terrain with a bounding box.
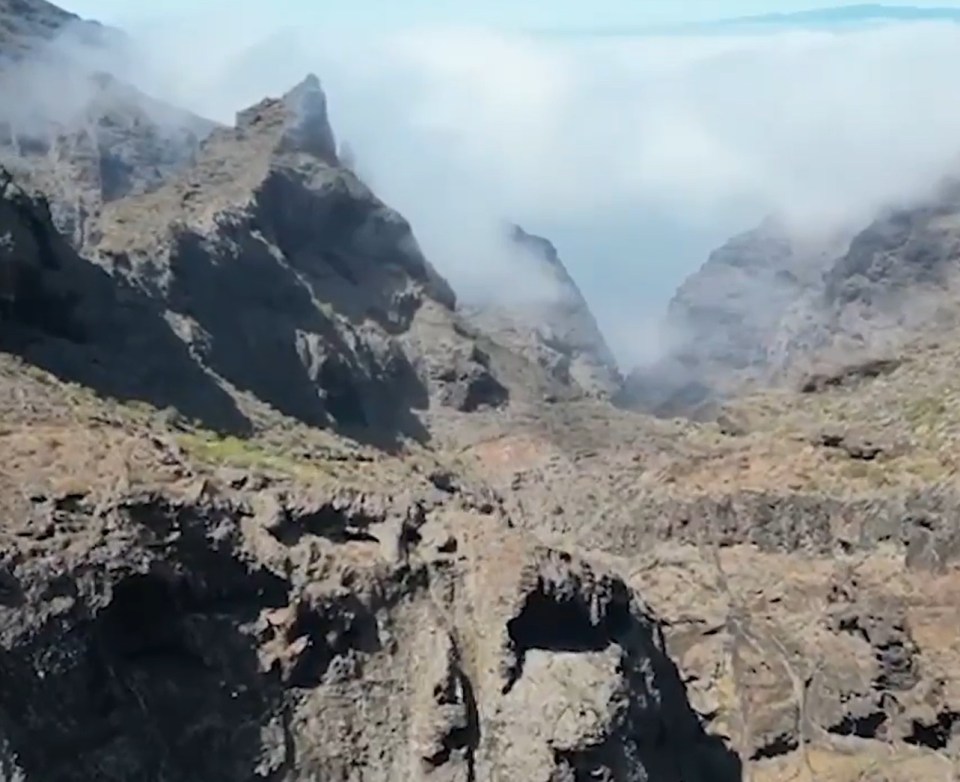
[1,2,960,781]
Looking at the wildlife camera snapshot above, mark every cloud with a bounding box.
[33,15,960,365]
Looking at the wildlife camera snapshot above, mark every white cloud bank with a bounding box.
[54,16,960,365]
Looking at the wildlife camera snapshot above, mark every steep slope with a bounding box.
[0,162,253,432]
[2,74,521,447]
[0,0,204,249]
[90,74,515,441]
[624,175,960,422]
[769,179,960,379]
[619,218,851,417]
[0,0,107,61]
[462,225,622,398]
[0,69,215,248]
[620,175,960,418]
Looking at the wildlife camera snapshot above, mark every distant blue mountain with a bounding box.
[533,4,960,38]
[718,4,960,27]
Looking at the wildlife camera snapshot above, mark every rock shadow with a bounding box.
[0,184,251,434]
[0,504,291,781]
[506,574,744,781]
[253,168,454,333]
[166,226,429,449]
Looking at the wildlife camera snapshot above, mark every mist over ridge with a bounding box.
[28,3,960,367]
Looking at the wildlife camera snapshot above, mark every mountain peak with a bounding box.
[462,224,622,398]
[288,72,322,93]
[235,73,338,164]
[507,223,564,272]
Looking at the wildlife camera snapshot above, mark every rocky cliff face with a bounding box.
[463,225,622,399]
[0,70,214,248]
[767,179,960,378]
[618,218,852,417]
[0,420,739,780]
[88,73,457,441]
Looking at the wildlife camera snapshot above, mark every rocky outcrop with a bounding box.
[463,224,622,399]
[85,74,503,442]
[0,420,739,781]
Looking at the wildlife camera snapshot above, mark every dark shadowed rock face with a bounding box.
[0,165,254,432]
[462,224,622,398]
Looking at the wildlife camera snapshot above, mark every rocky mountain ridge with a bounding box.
[1,68,538,449]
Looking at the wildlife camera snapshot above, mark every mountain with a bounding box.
[0,71,737,780]
[536,3,960,37]
[462,224,622,399]
[0,0,113,61]
[2,73,533,449]
[3,1,960,780]
[769,178,960,375]
[618,217,853,416]
[722,3,960,28]
[624,174,960,419]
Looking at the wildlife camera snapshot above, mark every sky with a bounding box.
[57,1,960,30]
[49,2,960,366]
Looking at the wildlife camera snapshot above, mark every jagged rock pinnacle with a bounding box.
[234,73,338,164]
[507,223,563,270]
[279,73,336,160]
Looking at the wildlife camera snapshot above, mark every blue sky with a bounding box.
[55,1,960,30]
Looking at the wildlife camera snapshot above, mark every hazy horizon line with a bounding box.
[527,3,960,38]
